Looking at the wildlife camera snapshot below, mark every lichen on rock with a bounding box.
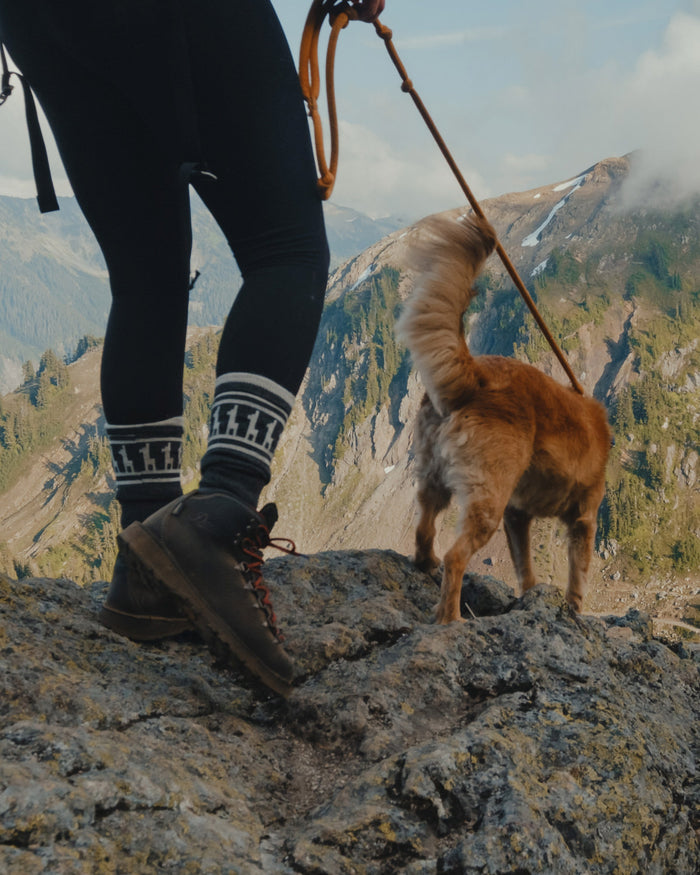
[0,556,698,873]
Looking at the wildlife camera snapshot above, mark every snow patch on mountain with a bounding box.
[522,174,587,247]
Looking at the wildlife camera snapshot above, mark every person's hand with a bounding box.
[348,0,385,23]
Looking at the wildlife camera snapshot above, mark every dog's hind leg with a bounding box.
[565,512,597,613]
[503,505,536,594]
[436,498,503,624]
[415,482,451,572]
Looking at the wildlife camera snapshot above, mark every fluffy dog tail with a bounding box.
[396,213,497,413]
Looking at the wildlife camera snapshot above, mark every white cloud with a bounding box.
[500,153,552,190]
[0,175,72,200]
[616,11,700,206]
[396,26,506,51]
[478,6,700,203]
[328,120,489,219]
[0,176,38,198]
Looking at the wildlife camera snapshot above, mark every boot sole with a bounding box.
[118,523,294,698]
[98,603,194,642]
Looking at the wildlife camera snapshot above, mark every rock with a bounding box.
[0,555,698,874]
[461,572,517,616]
[603,608,654,641]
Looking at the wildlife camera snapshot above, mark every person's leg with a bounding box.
[1,2,193,527]
[186,0,330,508]
[3,0,328,690]
[0,2,195,635]
[117,0,329,691]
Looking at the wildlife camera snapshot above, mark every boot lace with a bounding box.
[240,522,301,643]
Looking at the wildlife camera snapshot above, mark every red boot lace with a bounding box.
[240,524,301,642]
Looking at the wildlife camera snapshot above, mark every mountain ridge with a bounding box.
[0,154,699,633]
[0,195,406,392]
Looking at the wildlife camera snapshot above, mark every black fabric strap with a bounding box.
[0,43,13,103]
[0,41,59,213]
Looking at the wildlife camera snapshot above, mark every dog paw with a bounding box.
[415,556,440,573]
[566,596,583,614]
[434,604,466,625]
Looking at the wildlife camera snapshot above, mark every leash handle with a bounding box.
[299,0,358,200]
[300,2,584,395]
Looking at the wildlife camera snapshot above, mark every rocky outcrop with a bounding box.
[1,554,698,873]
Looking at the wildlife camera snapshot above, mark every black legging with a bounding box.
[0,0,329,425]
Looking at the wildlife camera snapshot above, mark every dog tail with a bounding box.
[396,213,497,413]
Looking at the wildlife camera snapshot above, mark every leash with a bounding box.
[299,0,353,200]
[299,1,585,396]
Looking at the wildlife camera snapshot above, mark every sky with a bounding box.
[0,0,697,221]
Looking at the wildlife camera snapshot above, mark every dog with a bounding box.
[396,213,611,622]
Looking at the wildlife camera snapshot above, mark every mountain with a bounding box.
[321,202,407,268]
[1,562,698,872]
[1,154,699,874]
[0,194,405,392]
[263,154,700,626]
[0,196,108,390]
[0,154,699,633]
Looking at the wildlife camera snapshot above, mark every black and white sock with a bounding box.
[106,417,184,528]
[199,372,294,507]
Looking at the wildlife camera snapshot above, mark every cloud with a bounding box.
[0,175,73,200]
[328,120,489,220]
[396,27,507,51]
[500,153,552,190]
[479,6,700,203]
[617,11,700,207]
[0,176,38,198]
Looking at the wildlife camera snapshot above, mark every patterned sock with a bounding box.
[106,417,184,528]
[199,372,294,508]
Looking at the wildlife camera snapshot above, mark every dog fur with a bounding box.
[396,213,611,622]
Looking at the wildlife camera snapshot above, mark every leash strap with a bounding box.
[0,43,13,103]
[299,0,357,200]
[0,41,59,213]
[299,2,584,395]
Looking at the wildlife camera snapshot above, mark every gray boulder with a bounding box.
[0,551,698,873]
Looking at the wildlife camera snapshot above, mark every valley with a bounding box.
[0,154,698,638]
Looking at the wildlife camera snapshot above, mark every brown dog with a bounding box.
[397,213,611,622]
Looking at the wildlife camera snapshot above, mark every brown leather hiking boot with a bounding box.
[117,491,295,697]
[98,553,194,641]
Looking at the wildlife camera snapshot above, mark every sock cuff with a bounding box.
[106,417,184,491]
[105,416,185,431]
[207,373,294,471]
[213,372,295,409]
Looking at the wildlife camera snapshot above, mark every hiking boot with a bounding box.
[117,491,295,697]
[98,552,194,641]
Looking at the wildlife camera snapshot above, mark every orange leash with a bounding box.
[299,1,584,395]
[299,0,357,200]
